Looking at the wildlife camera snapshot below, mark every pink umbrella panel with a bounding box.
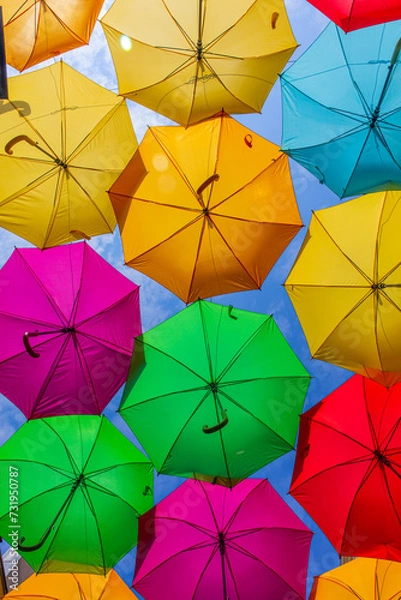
[0,242,141,418]
[133,478,312,600]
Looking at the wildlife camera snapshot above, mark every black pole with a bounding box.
[0,7,8,99]
[219,533,228,600]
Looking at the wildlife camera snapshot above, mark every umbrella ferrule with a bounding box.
[196,39,203,60]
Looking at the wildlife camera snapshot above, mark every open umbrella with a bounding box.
[285,190,401,386]
[0,60,137,248]
[0,415,153,574]
[100,0,297,126]
[4,570,138,599]
[306,1,401,32]
[291,374,401,560]
[310,557,401,599]
[119,300,310,486]
[3,0,105,72]
[133,478,312,600]
[281,20,401,198]
[0,242,141,419]
[110,111,303,303]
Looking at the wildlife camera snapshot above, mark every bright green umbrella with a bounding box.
[0,415,153,574]
[119,300,310,486]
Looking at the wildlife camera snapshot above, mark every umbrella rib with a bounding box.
[190,544,221,600]
[80,483,108,575]
[40,419,82,476]
[186,217,210,303]
[120,385,210,410]
[226,538,303,600]
[14,249,68,324]
[109,192,202,214]
[70,333,102,413]
[198,299,215,381]
[160,0,197,52]
[379,466,401,531]
[149,515,216,539]
[218,374,311,387]
[341,128,374,198]
[223,548,241,600]
[74,328,133,355]
[336,29,372,118]
[222,480,265,534]
[302,415,375,454]
[80,418,104,475]
[195,479,223,534]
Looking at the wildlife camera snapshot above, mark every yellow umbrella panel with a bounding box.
[311,558,401,599]
[110,111,303,303]
[101,0,297,126]
[285,191,401,386]
[3,0,105,72]
[0,60,137,248]
[4,570,138,599]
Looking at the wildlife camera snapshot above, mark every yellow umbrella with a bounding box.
[3,0,105,72]
[110,111,302,303]
[285,190,401,386]
[101,0,297,126]
[0,60,137,248]
[311,558,401,599]
[4,570,138,599]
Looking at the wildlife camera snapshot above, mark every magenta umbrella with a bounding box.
[133,479,312,600]
[0,242,141,418]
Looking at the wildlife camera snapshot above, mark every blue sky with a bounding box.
[0,1,357,597]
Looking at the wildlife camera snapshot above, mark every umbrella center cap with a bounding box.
[208,382,218,393]
[62,326,75,334]
[196,39,203,61]
[218,531,226,555]
[374,449,391,466]
[203,207,209,216]
[372,282,386,290]
[72,473,85,492]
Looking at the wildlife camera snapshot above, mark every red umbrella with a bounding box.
[290,374,401,560]
[307,0,401,32]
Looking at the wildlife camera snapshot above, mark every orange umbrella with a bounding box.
[3,0,105,72]
[110,111,302,303]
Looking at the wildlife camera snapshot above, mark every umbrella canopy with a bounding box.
[4,570,138,599]
[133,478,312,600]
[291,374,401,560]
[281,21,401,198]
[119,300,310,486]
[0,415,153,574]
[310,557,401,599]
[0,242,141,419]
[0,60,137,248]
[110,111,302,303]
[307,0,401,32]
[100,0,297,126]
[285,190,401,386]
[3,0,105,72]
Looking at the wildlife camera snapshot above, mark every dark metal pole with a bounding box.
[0,7,7,99]
[219,533,228,600]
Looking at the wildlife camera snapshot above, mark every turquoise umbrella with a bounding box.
[281,20,401,198]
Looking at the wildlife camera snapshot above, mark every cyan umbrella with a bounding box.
[281,20,401,198]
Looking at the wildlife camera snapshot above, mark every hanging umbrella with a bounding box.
[285,190,401,386]
[281,20,401,198]
[110,111,303,303]
[290,374,401,560]
[0,60,137,248]
[0,242,141,419]
[2,0,105,72]
[4,569,138,599]
[310,557,401,599]
[0,415,153,574]
[133,478,312,600]
[306,1,401,32]
[119,299,310,486]
[100,0,297,126]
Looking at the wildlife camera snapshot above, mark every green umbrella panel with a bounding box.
[119,300,310,487]
[0,415,153,574]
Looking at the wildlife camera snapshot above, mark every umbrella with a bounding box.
[100,0,297,126]
[0,415,153,573]
[133,478,312,600]
[119,299,310,486]
[110,111,303,303]
[0,242,141,419]
[285,190,401,386]
[3,0,105,72]
[0,60,137,248]
[310,557,401,599]
[306,0,401,32]
[290,374,401,560]
[281,20,401,198]
[4,570,138,599]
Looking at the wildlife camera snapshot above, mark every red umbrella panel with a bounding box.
[0,242,141,418]
[307,0,401,32]
[291,374,401,560]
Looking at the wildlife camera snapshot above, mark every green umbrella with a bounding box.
[0,415,153,574]
[119,300,310,486]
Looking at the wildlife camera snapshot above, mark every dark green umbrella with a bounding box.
[119,300,310,487]
[0,415,153,574]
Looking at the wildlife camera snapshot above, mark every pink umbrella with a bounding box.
[0,242,141,418]
[133,479,312,600]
